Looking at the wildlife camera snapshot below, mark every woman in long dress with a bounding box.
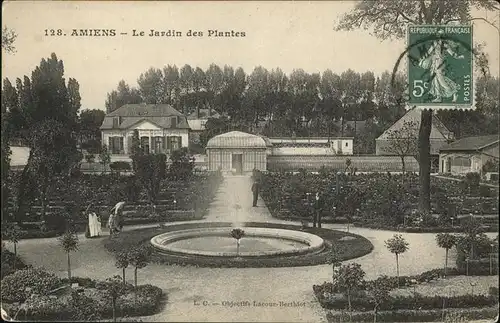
[418,36,465,103]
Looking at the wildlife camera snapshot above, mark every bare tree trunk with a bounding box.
[347,289,352,322]
[396,253,400,287]
[122,268,126,285]
[445,248,448,276]
[67,252,72,281]
[419,110,432,213]
[373,305,378,323]
[134,267,138,289]
[112,298,116,322]
[13,243,17,271]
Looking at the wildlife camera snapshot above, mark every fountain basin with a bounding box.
[150,227,325,257]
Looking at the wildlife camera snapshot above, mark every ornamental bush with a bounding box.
[1,267,62,303]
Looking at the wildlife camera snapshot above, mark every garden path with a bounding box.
[3,174,498,322]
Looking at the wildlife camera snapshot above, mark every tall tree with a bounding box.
[137,68,164,104]
[14,54,82,223]
[78,109,105,152]
[105,80,142,113]
[1,79,17,221]
[163,64,180,105]
[336,0,497,213]
[339,70,362,136]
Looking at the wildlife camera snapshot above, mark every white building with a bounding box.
[439,135,499,175]
[268,137,354,155]
[100,104,190,156]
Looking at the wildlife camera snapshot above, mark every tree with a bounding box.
[115,250,130,285]
[385,120,419,177]
[133,154,166,209]
[2,26,17,53]
[105,80,142,113]
[365,277,392,323]
[1,79,16,221]
[334,263,366,322]
[336,0,498,214]
[169,147,195,180]
[329,244,343,285]
[78,109,105,152]
[58,230,79,281]
[99,144,111,173]
[436,233,457,276]
[97,275,127,322]
[127,245,152,289]
[138,68,164,104]
[3,223,21,270]
[130,129,142,172]
[384,234,409,286]
[10,53,81,223]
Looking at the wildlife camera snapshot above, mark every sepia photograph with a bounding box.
[1,1,499,322]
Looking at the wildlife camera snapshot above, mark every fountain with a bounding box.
[149,199,327,265]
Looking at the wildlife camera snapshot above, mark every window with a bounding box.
[112,117,122,128]
[108,136,124,154]
[168,136,181,151]
[345,142,349,147]
[201,120,207,128]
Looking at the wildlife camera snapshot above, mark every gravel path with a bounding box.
[3,175,498,322]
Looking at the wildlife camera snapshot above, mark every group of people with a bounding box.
[85,200,126,238]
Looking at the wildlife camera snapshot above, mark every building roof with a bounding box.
[100,104,190,130]
[106,104,184,117]
[206,131,268,149]
[187,108,221,120]
[376,107,453,140]
[440,135,499,152]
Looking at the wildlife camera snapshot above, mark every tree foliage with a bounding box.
[1,26,17,53]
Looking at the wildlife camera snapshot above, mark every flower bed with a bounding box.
[313,288,497,311]
[1,271,165,321]
[326,307,498,322]
[260,172,499,230]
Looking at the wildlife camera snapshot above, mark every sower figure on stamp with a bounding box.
[251,180,260,207]
[313,192,324,228]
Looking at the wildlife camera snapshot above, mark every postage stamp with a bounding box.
[1,1,499,323]
[407,25,474,108]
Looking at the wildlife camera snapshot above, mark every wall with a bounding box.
[270,139,353,156]
[440,150,498,175]
[267,155,419,172]
[187,119,207,131]
[376,138,448,155]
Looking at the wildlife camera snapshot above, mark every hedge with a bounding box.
[326,307,499,322]
[352,222,498,233]
[1,267,62,303]
[314,291,497,311]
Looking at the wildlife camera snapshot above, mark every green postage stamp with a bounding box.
[407,25,473,108]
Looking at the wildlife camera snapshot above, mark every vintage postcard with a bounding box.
[1,1,499,322]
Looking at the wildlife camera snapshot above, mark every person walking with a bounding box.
[110,201,126,232]
[313,192,323,228]
[251,180,260,207]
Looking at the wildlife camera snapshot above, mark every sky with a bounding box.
[2,1,499,112]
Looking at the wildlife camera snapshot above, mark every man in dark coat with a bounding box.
[313,192,324,228]
[251,180,260,207]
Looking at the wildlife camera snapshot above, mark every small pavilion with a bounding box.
[206,131,270,174]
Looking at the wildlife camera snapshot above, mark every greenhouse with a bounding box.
[206,131,270,174]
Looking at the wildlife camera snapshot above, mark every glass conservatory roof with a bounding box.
[206,131,268,149]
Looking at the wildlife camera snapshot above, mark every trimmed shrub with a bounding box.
[1,267,62,303]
